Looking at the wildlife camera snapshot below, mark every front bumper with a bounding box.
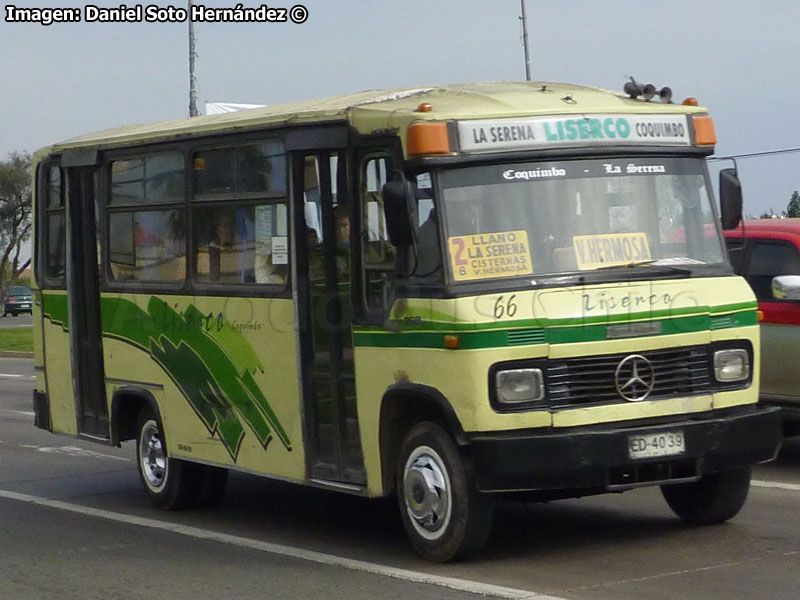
[4,303,32,313]
[468,406,782,493]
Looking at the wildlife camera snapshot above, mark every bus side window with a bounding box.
[108,154,187,283]
[43,165,66,284]
[360,156,395,313]
[192,141,289,287]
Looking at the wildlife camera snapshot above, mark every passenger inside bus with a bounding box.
[208,211,244,282]
[412,206,442,282]
[203,207,287,285]
[407,172,442,285]
[335,206,350,276]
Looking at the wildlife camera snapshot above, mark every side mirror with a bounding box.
[719,168,743,230]
[772,275,800,301]
[382,180,415,247]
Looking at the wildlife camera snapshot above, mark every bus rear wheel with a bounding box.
[661,466,752,525]
[136,408,199,510]
[396,422,493,562]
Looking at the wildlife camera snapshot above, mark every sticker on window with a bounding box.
[573,232,651,270]
[448,230,534,281]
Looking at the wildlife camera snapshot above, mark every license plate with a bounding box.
[628,430,685,459]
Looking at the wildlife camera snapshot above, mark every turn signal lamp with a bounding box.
[692,115,716,146]
[407,121,450,157]
[757,310,765,322]
[444,335,461,350]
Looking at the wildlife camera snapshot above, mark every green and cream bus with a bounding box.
[31,81,782,561]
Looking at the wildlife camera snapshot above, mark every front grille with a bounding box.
[507,328,546,346]
[547,345,712,408]
[710,315,735,330]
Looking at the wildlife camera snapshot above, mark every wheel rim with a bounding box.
[140,419,167,492]
[402,445,452,541]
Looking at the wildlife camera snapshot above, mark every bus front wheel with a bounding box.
[396,422,493,562]
[136,408,198,510]
[661,466,752,525]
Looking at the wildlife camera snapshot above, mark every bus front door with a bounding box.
[295,152,365,486]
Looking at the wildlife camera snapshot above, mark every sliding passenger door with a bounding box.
[291,128,365,486]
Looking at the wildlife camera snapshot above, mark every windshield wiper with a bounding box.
[590,259,693,275]
[591,259,655,271]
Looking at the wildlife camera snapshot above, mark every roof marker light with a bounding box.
[692,115,716,146]
[416,102,433,113]
[406,122,450,157]
[683,97,699,106]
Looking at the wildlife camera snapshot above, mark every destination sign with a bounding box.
[458,114,691,153]
[448,230,534,281]
[573,232,652,270]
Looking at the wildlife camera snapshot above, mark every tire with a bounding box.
[136,407,200,510]
[661,466,752,525]
[396,422,493,562]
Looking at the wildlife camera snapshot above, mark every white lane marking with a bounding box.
[0,373,35,380]
[0,490,562,600]
[752,479,800,492]
[566,551,800,592]
[0,409,35,417]
[20,445,131,462]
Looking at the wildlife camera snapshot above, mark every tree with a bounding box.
[787,191,800,218]
[0,152,33,293]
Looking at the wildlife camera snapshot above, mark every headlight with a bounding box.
[713,349,750,382]
[495,368,545,405]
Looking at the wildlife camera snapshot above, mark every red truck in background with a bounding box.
[724,219,800,433]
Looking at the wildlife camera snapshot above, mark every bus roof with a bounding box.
[42,81,708,155]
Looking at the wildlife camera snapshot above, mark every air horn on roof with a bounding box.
[623,77,672,103]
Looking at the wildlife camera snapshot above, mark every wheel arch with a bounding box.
[378,383,467,495]
[110,387,161,447]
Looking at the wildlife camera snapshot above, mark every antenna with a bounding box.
[188,0,199,117]
[520,1,531,81]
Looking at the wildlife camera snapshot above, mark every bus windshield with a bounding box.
[439,156,725,283]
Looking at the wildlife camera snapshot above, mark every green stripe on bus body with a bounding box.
[41,293,69,327]
[382,301,757,333]
[39,292,292,460]
[353,310,757,349]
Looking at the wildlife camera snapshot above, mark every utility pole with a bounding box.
[520,0,532,81]
[188,0,199,117]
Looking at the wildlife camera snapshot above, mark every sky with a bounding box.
[3,0,800,261]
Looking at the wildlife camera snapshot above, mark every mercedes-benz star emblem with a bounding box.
[614,354,655,402]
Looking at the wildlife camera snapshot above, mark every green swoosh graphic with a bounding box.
[43,294,291,461]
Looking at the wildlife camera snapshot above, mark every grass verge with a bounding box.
[0,326,34,352]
